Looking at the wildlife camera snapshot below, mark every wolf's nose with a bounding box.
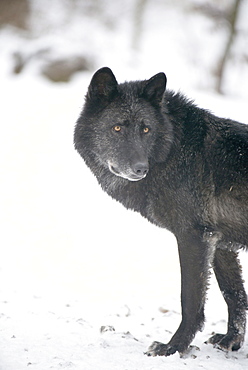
[133,162,149,177]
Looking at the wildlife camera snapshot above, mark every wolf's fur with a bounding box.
[74,67,248,356]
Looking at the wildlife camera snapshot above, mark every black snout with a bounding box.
[132,162,149,177]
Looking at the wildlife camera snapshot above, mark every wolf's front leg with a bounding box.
[146,231,211,357]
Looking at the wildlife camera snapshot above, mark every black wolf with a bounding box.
[74,67,248,357]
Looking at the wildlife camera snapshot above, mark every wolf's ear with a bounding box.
[143,73,166,105]
[87,67,118,101]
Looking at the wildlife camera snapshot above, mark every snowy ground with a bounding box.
[1,2,248,369]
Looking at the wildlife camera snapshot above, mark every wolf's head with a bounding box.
[74,67,173,182]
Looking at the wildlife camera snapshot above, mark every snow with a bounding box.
[0,1,248,369]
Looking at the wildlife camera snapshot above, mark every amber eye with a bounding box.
[143,127,149,133]
[114,125,121,132]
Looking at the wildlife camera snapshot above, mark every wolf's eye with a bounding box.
[113,125,121,132]
[143,127,149,133]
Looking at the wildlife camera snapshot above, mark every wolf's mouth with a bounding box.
[108,163,146,182]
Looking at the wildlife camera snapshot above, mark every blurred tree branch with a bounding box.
[132,0,149,50]
[215,0,242,94]
[193,0,243,94]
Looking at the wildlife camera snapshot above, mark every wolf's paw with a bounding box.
[206,333,242,351]
[179,345,200,359]
[145,341,178,357]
